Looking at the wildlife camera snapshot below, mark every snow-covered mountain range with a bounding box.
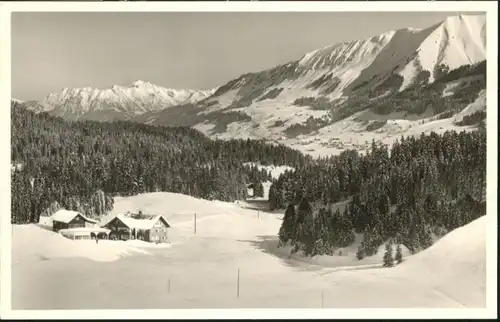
[17,14,487,157]
[18,81,216,122]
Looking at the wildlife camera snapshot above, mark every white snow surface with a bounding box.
[19,14,487,160]
[11,98,24,104]
[102,213,171,230]
[243,163,295,200]
[37,81,216,117]
[243,162,295,180]
[50,209,98,224]
[454,89,487,122]
[265,87,484,158]
[405,14,486,85]
[11,224,152,264]
[12,192,486,309]
[186,14,486,158]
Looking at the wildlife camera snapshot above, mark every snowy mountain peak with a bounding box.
[11,98,24,104]
[21,13,486,156]
[397,13,486,87]
[136,13,486,157]
[131,80,150,87]
[30,81,216,121]
[298,31,395,71]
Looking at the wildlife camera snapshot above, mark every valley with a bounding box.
[7,11,492,315]
[15,14,487,157]
[12,192,486,309]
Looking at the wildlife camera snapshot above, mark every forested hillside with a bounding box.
[272,129,487,257]
[11,102,310,224]
[11,100,487,261]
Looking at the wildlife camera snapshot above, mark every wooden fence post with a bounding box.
[237,268,240,298]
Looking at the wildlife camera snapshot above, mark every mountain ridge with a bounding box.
[24,81,216,122]
[19,14,487,157]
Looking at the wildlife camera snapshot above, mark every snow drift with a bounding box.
[388,215,486,307]
[11,225,150,264]
[11,191,487,309]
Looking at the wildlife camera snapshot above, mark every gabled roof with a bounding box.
[51,209,98,224]
[109,214,171,230]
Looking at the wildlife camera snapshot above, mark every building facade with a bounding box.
[51,209,99,232]
[103,214,171,243]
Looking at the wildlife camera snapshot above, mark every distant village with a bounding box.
[49,209,171,243]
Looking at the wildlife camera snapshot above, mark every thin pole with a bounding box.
[321,291,324,308]
[257,210,260,219]
[168,278,171,293]
[237,268,240,298]
[194,213,197,234]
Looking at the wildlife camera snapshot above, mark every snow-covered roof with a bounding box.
[110,214,171,230]
[51,209,98,224]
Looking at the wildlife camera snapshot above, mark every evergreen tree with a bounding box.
[383,241,394,267]
[395,244,403,264]
[356,247,365,260]
[278,204,296,246]
[299,211,316,255]
[296,197,312,226]
[294,197,314,254]
[13,100,487,260]
[254,181,265,197]
[313,207,332,255]
[10,103,308,224]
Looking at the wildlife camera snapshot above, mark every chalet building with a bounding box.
[51,209,110,240]
[52,209,99,232]
[103,213,171,243]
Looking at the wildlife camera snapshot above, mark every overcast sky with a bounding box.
[12,11,477,100]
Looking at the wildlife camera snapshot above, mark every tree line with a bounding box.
[273,130,486,258]
[11,100,487,261]
[11,103,310,224]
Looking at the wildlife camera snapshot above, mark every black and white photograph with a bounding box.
[0,1,497,319]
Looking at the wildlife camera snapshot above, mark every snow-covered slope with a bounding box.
[243,162,295,200]
[18,14,487,157]
[136,14,486,156]
[11,224,154,264]
[388,215,486,307]
[400,14,486,87]
[11,98,24,104]
[11,192,487,309]
[454,89,487,122]
[27,80,215,121]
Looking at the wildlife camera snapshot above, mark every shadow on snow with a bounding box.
[236,235,323,273]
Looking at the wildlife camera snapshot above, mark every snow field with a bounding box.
[185,15,486,159]
[11,192,487,310]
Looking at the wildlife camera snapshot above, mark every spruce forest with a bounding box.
[271,129,486,258]
[11,101,486,260]
[11,102,309,224]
